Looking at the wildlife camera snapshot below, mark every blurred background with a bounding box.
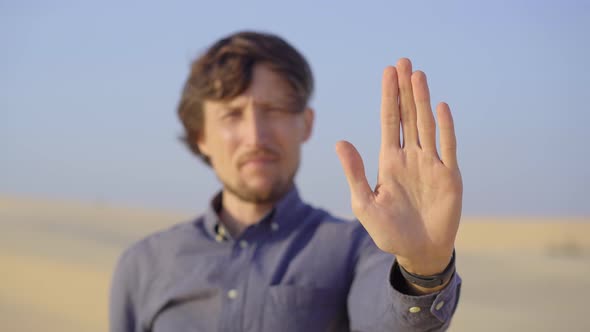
[1,0,589,331]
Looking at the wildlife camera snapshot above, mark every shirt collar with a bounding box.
[202,186,306,241]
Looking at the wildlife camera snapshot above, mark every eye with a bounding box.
[220,109,242,120]
[266,107,293,117]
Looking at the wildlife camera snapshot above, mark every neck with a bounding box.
[219,189,276,238]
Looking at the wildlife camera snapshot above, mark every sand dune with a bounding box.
[1,195,589,331]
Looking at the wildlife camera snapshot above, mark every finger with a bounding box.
[397,58,419,148]
[411,71,437,154]
[436,102,458,169]
[335,140,373,213]
[380,66,401,149]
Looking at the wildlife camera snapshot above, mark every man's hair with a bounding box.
[177,31,314,165]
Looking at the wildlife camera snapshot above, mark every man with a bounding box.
[110,31,463,332]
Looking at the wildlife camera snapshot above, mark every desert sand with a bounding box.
[1,195,589,331]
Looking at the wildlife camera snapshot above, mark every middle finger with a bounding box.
[397,58,419,148]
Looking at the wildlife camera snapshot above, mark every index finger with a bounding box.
[437,102,458,169]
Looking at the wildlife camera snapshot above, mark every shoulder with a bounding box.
[303,205,372,248]
[307,204,365,230]
[115,217,205,277]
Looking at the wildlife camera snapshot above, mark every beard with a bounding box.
[217,147,299,204]
[222,172,295,204]
[214,146,300,204]
[220,154,299,204]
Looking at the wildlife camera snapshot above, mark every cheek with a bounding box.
[207,130,239,164]
[278,131,303,164]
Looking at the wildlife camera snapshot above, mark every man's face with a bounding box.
[197,64,314,204]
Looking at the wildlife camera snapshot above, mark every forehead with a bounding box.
[210,64,298,109]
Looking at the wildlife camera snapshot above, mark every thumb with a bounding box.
[335,140,373,213]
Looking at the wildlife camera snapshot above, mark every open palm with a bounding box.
[336,58,463,276]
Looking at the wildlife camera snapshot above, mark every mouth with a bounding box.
[239,153,279,169]
[241,157,277,168]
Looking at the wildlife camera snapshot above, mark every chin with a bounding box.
[246,184,278,199]
[227,177,291,204]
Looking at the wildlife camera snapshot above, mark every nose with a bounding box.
[242,108,270,146]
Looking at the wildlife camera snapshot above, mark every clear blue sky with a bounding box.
[2,0,589,217]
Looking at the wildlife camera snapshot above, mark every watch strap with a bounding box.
[397,250,456,288]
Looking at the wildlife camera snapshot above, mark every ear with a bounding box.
[301,107,315,142]
[196,129,210,156]
[196,102,213,157]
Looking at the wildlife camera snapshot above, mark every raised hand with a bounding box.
[336,58,463,279]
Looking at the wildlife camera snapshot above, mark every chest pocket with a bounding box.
[262,285,347,332]
[149,288,222,332]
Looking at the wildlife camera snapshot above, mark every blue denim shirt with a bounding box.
[110,187,461,331]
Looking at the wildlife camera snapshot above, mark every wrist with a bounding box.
[396,249,454,276]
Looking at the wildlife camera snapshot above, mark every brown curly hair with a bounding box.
[177,31,314,165]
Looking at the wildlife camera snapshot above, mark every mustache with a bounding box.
[237,148,279,166]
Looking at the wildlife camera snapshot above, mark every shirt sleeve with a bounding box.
[109,249,139,332]
[347,229,462,331]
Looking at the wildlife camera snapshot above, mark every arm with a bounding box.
[109,250,138,332]
[337,58,463,329]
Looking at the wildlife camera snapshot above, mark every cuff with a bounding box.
[389,263,462,324]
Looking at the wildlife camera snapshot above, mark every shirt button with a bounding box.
[409,306,421,313]
[270,223,279,231]
[227,289,238,300]
[435,301,445,310]
[239,240,248,249]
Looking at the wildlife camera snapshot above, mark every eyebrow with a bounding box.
[221,96,301,110]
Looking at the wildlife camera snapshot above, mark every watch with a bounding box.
[396,250,456,288]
